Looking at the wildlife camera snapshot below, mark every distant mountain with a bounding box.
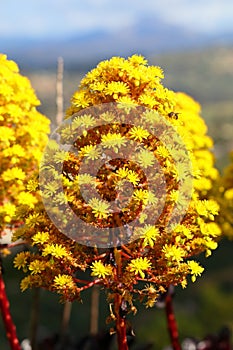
[1,15,233,69]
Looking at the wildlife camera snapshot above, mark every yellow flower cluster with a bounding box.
[66,54,175,117]
[0,54,50,234]
[13,55,221,310]
[215,151,233,239]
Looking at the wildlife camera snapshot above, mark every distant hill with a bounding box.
[1,15,233,69]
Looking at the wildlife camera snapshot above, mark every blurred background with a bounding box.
[1,0,233,349]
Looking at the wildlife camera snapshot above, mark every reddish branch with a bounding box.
[165,292,181,350]
[75,278,101,292]
[0,271,21,350]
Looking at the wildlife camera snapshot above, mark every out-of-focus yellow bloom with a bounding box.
[214,151,233,239]
[0,54,50,236]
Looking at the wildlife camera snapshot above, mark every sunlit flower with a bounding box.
[133,189,149,203]
[32,231,50,245]
[129,126,150,142]
[162,245,186,263]
[187,260,204,282]
[42,244,69,258]
[91,261,112,278]
[139,225,160,248]
[128,257,152,279]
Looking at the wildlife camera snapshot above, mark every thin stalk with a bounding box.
[59,301,72,350]
[90,284,99,335]
[165,292,181,350]
[0,271,21,350]
[56,56,64,126]
[29,288,40,350]
[114,249,128,350]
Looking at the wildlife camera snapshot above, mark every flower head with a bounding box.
[128,257,152,279]
[91,261,112,278]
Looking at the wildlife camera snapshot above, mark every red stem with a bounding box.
[0,272,21,350]
[114,293,128,350]
[165,293,181,350]
[114,249,128,350]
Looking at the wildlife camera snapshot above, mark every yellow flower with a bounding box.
[187,260,204,282]
[138,94,157,108]
[12,54,221,302]
[157,145,170,159]
[196,199,219,220]
[139,225,160,247]
[54,274,75,289]
[14,251,30,270]
[116,167,129,179]
[101,132,127,150]
[104,81,129,97]
[129,126,150,142]
[0,126,15,145]
[20,276,32,291]
[128,257,152,279]
[162,245,186,263]
[25,213,40,227]
[91,261,112,278]
[200,221,221,237]
[80,144,101,160]
[146,191,158,205]
[0,202,16,217]
[129,54,148,66]
[136,149,155,168]
[133,189,149,203]
[32,231,50,245]
[16,191,37,207]
[29,260,46,274]
[126,170,140,185]
[72,90,91,108]
[2,167,26,181]
[42,244,69,258]
[174,224,193,239]
[74,173,96,186]
[88,197,110,219]
[224,188,233,200]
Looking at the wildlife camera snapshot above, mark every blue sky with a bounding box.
[1,0,233,39]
